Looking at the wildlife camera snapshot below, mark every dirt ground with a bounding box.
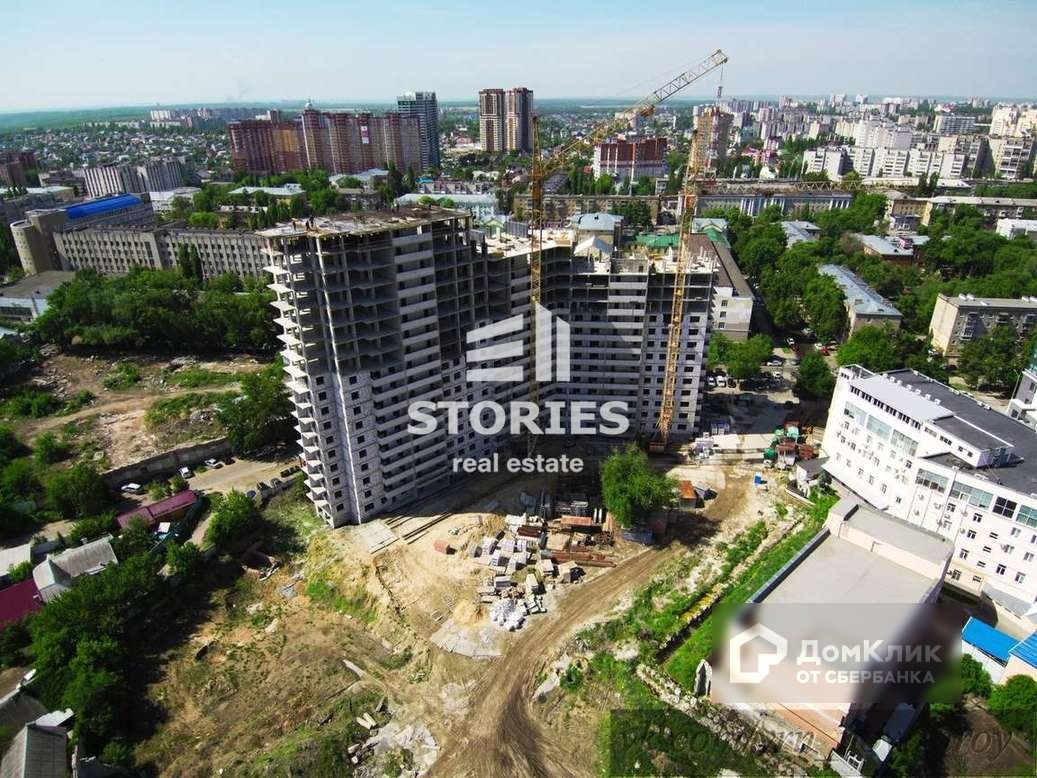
[8,353,267,467]
[134,459,776,777]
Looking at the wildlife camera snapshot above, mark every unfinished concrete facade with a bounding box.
[263,208,712,527]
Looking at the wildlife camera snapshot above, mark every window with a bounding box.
[972,575,982,583]
[990,532,1000,540]
[1012,527,1022,537]
[1017,505,1037,528]
[950,569,962,580]
[993,497,1018,518]
[977,561,987,568]
[996,564,1007,575]
[959,549,969,560]
[1025,552,1034,562]
[966,530,977,539]
[972,513,983,523]
[916,470,948,491]
[1016,573,1027,584]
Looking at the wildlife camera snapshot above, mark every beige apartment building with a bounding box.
[929,293,1037,359]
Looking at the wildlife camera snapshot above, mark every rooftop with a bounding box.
[938,293,1037,311]
[571,212,621,231]
[64,193,143,221]
[116,489,198,529]
[855,367,1037,496]
[852,233,914,257]
[929,195,1037,207]
[819,264,902,318]
[962,617,1018,663]
[229,184,304,198]
[0,271,76,300]
[257,206,467,240]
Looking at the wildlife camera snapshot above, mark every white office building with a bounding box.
[821,366,1037,617]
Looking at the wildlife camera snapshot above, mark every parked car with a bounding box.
[785,337,796,347]
[707,376,717,388]
[766,358,783,367]
[204,458,219,468]
[717,375,728,387]
[178,466,193,479]
[121,482,143,494]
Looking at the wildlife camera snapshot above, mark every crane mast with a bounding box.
[524,49,728,437]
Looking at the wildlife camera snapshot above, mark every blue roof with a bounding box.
[962,617,1018,663]
[65,194,143,221]
[1009,632,1037,668]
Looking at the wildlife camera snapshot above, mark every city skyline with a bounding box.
[4,0,1036,112]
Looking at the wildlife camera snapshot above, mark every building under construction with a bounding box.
[263,207,713,527]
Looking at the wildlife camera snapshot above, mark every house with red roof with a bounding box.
[116,489,199,531]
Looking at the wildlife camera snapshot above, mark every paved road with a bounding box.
[432,543,682,778]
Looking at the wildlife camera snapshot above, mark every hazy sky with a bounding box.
[3,0,1035,111]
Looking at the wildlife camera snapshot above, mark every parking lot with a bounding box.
[186,454,298,497]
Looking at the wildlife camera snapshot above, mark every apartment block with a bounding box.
[1008,342,1037,430]
[505,88,533,154]
[689,108,732,174]
[229,106,422,176]
[801,147,847,179]
[929,293,1037,359]
[397,91,441,169]
[592,137,668,181]
[262,208,713,527]
[821,366,1037,614]
[988,137,1036,180]
[818,264,902,333]
[933,114,978,134]
[479,89,506,153]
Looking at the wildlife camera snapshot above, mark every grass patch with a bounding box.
[166,366,248,389]
[304,577,377,623]
[664,495,838,687]
[0,388,61,418]
[60,390,95,414]
[103,362,142,390]
[145,391,235,427]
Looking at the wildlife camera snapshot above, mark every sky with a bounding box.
[2,0,1036,112]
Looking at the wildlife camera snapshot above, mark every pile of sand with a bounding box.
[451,600,484,626]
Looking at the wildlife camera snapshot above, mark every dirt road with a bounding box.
[432,542,682,778]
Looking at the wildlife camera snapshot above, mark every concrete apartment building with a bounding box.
[478,89,506,153]
[0,150,36,189]
[988,136,1036,180]
[933,114,978,134]
[592,137,668,181]
[262,207,713,527]
[505,88,533,154]
[228,106,422,176]
[396,91,441,169]
[689,108,732,174]
[801,147,848,179]
[81,159,186,198]
[818,264,903,333]
[479,88,533,154]
[821,366,1037,616]
[996,218,1037,240]
[929,293,1037,359]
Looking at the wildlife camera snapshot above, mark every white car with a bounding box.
[707,376,717,388]
[717,375,728,387]
[204,458,220,468]
[121,482,143,494]
[766,358,783,367]
[178,466,193,479]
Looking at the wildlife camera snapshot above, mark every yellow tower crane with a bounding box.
[525,49,729,428]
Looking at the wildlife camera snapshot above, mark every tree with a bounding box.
[217,361,293,455]
[960,654,992,698]
[113,517,153,560]
[801,275,846,342]
[713,335,774,380]
[836,326,907,372]
[169,473,188,493]
[7,560,32,583]
[958,323,1031,392]
[32,432,68,466]
[888,730,925,778]
[45,463,110,518]
[0,427,26,468]
[62,636,124,753]
[600,445,677,529]
[796,351,836,399]
[166,541,202,577]
[989,674,1037,735]
[205,490,259,548]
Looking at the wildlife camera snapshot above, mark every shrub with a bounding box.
[33,432,68,466]
[204,490,258,548]
[1,389,61,419]
[103,362,142,390]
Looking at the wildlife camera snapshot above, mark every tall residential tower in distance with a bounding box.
[480,87,533,153]
[689,107,732,175]
[397,91,440,170]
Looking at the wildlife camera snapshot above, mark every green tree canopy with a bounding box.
[795,351,836,399]
[600,445,677,529]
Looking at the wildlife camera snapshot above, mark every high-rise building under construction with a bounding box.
[262,208,713,527]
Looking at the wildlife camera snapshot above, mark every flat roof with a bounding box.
[0,271,76,299]
[841,498,953,566]
[762,533,937,606]
[938,294,1037,311]
[963,617,1017,663]
[819,264,901,318]
[852,233,913,257]
[929,195,1037,207]
[257,206,467,239]
[881,369,1037,495]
